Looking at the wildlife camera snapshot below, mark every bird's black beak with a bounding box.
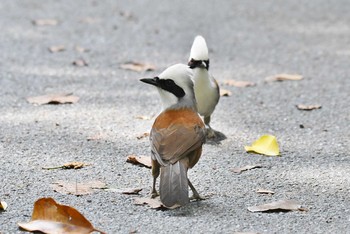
[140,77,160,87]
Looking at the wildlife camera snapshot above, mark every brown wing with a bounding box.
[150,124,205,167]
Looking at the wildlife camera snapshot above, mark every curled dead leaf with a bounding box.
[265,73,303,82]
[120,62,156,72]
[26,93,79,105]
[222,79,256,88]
[51,180,106,195]
[106,188,142,195]
[245,135,280,156]
[135,115,152,120]
[256,188,275,195]
[32,19,58,26]
[296,104,322,111]
[248,199,302,212]
[220,89,232,97]
[18,197,105,234]
[136,132,150,140]
[48,45,65,53]
[0,201,8,211]
[72,59,88,67]
[126,155,152,168]
[42,162,91,170]
[231,165,262,174]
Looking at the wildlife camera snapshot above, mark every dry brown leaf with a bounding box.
[18,197,105,234]
[72,59,88,67]
[135,115,152,120]
[248,199,302,212]
[231,164,262,174]
[0,201,8,211]
[32,19,58,26]
[106,188,142,195]
[120,62,156,72]
[126,155,152,168]
[220,89,232,97]
[222,79,256,88]
[296,104,322,111]
[51,180,106,195]
[265,73,303,82]
[75,46,90,53]
[26,93,79,105]
[48,45,65,53]
[134,197,178,209]
[136,132,150,140]
[42,162,91,170]
[256,188,275,195]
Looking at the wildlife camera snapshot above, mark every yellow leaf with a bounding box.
[244,135,280,156]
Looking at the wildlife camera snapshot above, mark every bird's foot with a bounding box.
[190,194,206,201]
[150,190,159,198]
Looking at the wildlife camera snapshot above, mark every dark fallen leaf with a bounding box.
[256,188,275,195]
[126,155,152,168]
[265,74,303,82]
[248,199,302,212]
[0,201,8,211]
[18,197,105,234]
[222,79,256,88]
[72,59,88,67]
[42,162,91,170]
[231,164,262,174]
[32,19,58,26]
[120,62,156,72]
[220,89,232,97]
[296,104,322,111]
[136,132,149,140]
[48,45,65,53]
[51,180,106,195]
[106,188,142,195]
[26,93,79,105]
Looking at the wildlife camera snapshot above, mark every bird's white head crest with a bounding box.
[189,35,209,61]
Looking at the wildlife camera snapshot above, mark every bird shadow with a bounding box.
[205,129,227,145]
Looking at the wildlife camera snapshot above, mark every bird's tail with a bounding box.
[160,160,189,207]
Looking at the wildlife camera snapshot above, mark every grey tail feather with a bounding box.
[160,161,189,207]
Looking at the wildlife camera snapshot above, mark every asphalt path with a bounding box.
[0,0,349,233]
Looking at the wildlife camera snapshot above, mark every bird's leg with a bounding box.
[204,116,216,139]
[151,161,160,198]
[188,179,205,201]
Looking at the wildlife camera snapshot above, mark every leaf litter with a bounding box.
[231,165,262,174]
[18,197,105,234]
[126,155,152,168]
[120,61,156,72]
[42,162,91,170]
[0,200,8,211]
[296,104,322,111]
[245,135,280,156]
[222,79,256,88]
[265,73,303,82]
[48,45,65,53]
[51,180,106,196]
[248,199,304,213]
[32,19,58,26]
[26,93,79,105]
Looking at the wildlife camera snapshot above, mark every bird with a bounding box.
[140,63,206,207]
[188,35,220,139]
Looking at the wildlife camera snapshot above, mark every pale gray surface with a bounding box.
[0,0,349,233]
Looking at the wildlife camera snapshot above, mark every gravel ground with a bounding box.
[0,0,349,233]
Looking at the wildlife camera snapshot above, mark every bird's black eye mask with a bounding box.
[188,58,209,70]
[157,77,185,98]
